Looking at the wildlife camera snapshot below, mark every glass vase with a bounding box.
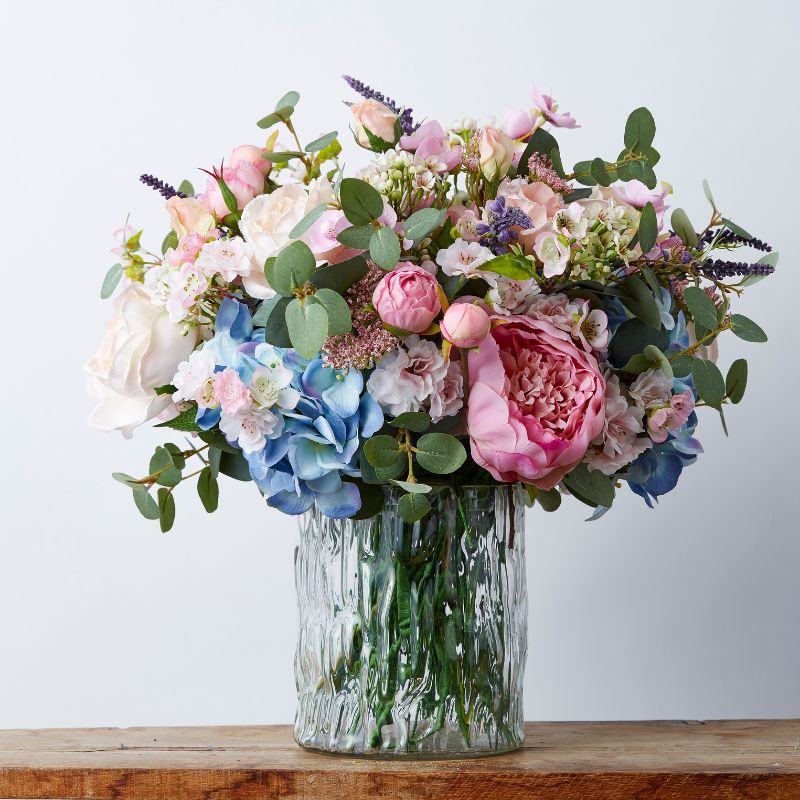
[293,485,527,758]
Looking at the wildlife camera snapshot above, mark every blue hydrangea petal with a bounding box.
[314,481,362,519]
[267,486,315,515]
[359,393,384,437]
[196,406,221,431]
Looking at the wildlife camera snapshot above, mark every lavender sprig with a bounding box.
[699,258,776,280]
[139,174,187,200]
[697,227,773,252]
[477,196,533,255]
[342,75,415,135]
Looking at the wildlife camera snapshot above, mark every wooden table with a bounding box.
[0,720,798,799]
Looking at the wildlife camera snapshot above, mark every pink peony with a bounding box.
[467,316,605,489]
[441,302,491,349]
[372,262,441,333]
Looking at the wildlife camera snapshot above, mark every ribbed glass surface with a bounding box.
[294,485,527,757]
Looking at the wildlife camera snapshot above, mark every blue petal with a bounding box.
[359,393,384,437]
[314,481,362,519]
[267,486,315,515]
[306,472,342,493]
[196,406,221,431]
[322,374,362,418]
[301,359,336,399]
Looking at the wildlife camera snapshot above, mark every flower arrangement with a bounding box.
[88,77,777,530]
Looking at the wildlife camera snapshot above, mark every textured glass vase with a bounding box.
[294,485,527,757]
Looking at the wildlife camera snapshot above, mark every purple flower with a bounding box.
[477,196,533,255]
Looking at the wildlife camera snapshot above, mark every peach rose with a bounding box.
[497,177,564,251]
[351,99,398,147]
[165,196,214,238]
[479,126,516,182]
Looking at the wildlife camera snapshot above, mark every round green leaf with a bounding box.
[289,202,329,240]
[397,492,431,523]
[285,297,328,359]
[197,467,219,513]
[671,355,695,378]
[683,286,718,331]
[363,435,402,469]
[369,226,401,270]
[336,224,373,250]
[624,107,656,151]
[275,90,300,109]
[643,345,673,379]
[671,208,698,248]
[403,208,446,242]
[415,433,467,475]
[390,480,432,494]
[609,319,669,368]
[390,412,431,433]
[692,358,726,409]
[536,488,562,512]
[271,241,316,296]
[730,314,767,343]
[725,358,748,404]
[619,274,661,329]
[313,288,352,335]
[481,253,534,280]
[305,131,338,152]
[562,463,614,508]
[339,178,383,225]
[157,488,175,533]
[256,106,294,130]
[132,487,159,520]
[311,255,369,292]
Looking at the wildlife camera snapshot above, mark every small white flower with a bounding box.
[172,348,217,405]
[435,239,494,278]
[195,237,253,282]
[485,275,540,315]
[553,202,588,240]
[219,406,282,454]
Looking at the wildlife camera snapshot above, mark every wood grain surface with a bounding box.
[0,720,798,799]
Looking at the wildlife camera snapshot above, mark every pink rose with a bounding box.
[441,302,491,349]
[497,177,563,251]
[165,196,214,238]
[350,99,397,147]
[479,127,516,182]
[372,262,441,333]
[201,160,263,218]
[229,144,272,177]
[467,316,605,489]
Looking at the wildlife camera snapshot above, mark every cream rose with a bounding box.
[85,284,198,436]
[238,178,334,298]
[479,126,516,182]
[350,99,398,147]
[165,196,214,238]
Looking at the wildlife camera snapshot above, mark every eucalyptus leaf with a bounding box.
[703,178,718,213]
[414,433,467,475]
[264,150,305,161]
[590,157,613,186]
[516,128,561,178]
[404,207,446,242]
[311,255,369,292]
[671,354,694,378]
[161,230,178,255]
[157,488,175,533]
[722,218,753,240]
[197,467,219,513]
[638,202,658,254]
[643,345,673,379]
[364,435,403,469]
[100,263,123,299]
[260,296,293,348]
[619,274,661,329]
[562,463,614,508]
[305,131,338,152]
[289,202,329,239]
[275,90,300,110]
[286,297,328,359]
[390,412,431,433]
[683,286,718,331]
[397,492,431,523]
[132,486,160,521]
[730,314,767,343]
[726,358,748,404]
[256,106,294,129]
[671,208,699,248]
[271,240,316,296]
[313,288,352,335]
[624,107,656,151]
[336,224,374,249]
[692,358,726,409]
[178,179,194,196]
[339,178,383,225]
[536,487,562,512]
[369,226,401,270]
[218,451,252,481]
[609,318,669,367]
[391,480,432,494]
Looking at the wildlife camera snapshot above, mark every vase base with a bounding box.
[295,738,524,760]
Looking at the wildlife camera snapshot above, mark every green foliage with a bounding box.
[270,241,317,297]
[590,157,614,187]
[178,179,194,196]
[722,218,753,240]
[619,274,661,329]
[364,435,402,468]
[638,202,658,254]
[562,463,614,508]
[481,253,534,280]
[257,91,298,129]
[692,358,726,409]
[100,263,123,299]
[286,297,328,359]
[671,354,695,378]
[339,178,383,225]
[671,208,699,248]
[403,208,446,243]
[414,433,467,475]
[624,107,656,152]
[726,358,748,404]
[730,314,767,343]
[336,224,373,249]
[369,226,401,270]
[311,255,369,292]
[263,150,304,161]
[313,288,352,335]
[132,486,159,520]
[197,467,219,513]
[515,127,562,179]
[157,488,175,533]
[305,131,338,152]
[198,429,240,454]
[257,295,293,348]
[275,89,300,109]
[161,230,179,255]
[218,451,252,481]
[391,480,432,494]
[609,318,669,367]
[390,412,431,433]
[397,492,432,523]
[703,178,718,213]
[149,446,182,487]
[536,487,562,512]
[155,406,202,432]
[289,202,329,239]
[683,286,718,331]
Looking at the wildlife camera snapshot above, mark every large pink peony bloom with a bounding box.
[467,316,605,489]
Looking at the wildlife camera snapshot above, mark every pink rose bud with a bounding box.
[441,302,491,349]
[351,99,398,148]
[479,126,516,182]
[372,262,441,333]
[229,144,272,177]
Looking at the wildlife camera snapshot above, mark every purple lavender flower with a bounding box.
[699,258,775,280]
[342,75,415,135]
[477,196,533,255]
[140,174,187,200]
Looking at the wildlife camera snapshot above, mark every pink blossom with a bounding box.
[441,302,491,349]
[304,209,349,261]
[429,360,464,422]
[613,180,671,228]
[586,375,651,475]
[486,276,540,316]
[449,205,481,242]
[501,109,538,140]
[629,369,673,409]
[372,262,441,333]
[647,391,694,444]
[165,263,209,323]
[534,230,570,278]
[201,160,264,219]
[213,368,251,415]
[415,135,462,173]
[479,126,516,182]
[399,120,445,151]
[195,237,252,281]
[166,232,206,267]
[570,299,609,353]
[525,293,574,331]
[531,83,579,128]
[497,177,563,251]
[467,316,605,490]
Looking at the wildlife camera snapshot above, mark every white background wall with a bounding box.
[1,0,798,728]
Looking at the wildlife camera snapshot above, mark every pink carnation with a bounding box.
[467,316,605,490]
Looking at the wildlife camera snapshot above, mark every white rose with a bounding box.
[85,284,198,436]
[238,178,334,299]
